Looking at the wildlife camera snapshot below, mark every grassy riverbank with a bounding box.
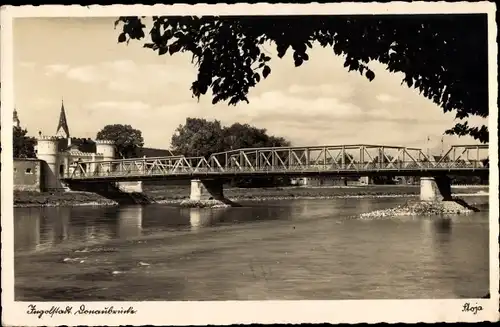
[14,190,117,207]
[13,184,489,208]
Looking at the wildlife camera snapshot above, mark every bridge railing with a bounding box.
[63,159,489,180]
[61,144,489,179]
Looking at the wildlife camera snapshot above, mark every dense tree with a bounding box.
[223,122,291,150]
[115,14,488,143]
[57,137,97,153]
[71,138,97,153]
[171,118,226,158]
[223,123,292,187]
[96,124,144,158]
[13,126,36,159]
[171,118,292,158]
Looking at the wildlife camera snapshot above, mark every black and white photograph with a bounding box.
[1,3,498,325]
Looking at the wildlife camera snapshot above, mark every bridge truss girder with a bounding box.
[64,144,489,180]
[209,145,429,172]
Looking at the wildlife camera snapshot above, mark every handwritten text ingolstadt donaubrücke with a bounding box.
[27,304,137,318]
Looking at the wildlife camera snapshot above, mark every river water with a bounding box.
[14,196,489,301]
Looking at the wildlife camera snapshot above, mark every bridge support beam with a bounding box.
[190,179,224,201]
[420,176,452,201]
[419,176,480,213]
[186,179,238,207]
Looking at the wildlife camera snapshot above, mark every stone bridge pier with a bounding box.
[189,179,238,207]
[419,175,479,212]
[420,176,453,201]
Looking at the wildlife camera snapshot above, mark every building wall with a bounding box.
[14,159,43,192]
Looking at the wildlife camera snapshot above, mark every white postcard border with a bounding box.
[1,3,499,326]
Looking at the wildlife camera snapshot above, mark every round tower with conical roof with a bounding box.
[95,140,116,161]
[36,135,61,190]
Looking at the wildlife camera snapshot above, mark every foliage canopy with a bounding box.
[171,118,225,158]
[13,126,36,159]
[116,14,489,143]
[171,117,291,158]
[96,124,144,158]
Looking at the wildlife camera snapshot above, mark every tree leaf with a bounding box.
[262,65,271,79]
[254,73,261,83]
[169,42,182,55]
[294,58,303,67]
[158,46,168,56]
[118,33,127,43]
[365,69,375,82]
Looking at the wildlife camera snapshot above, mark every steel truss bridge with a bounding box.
[62,144,489,182]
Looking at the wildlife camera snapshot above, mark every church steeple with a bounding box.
[56,99,70,139]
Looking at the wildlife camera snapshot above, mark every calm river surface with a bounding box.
[14,196,489,301]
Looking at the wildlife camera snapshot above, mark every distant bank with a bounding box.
[13,184,489,208]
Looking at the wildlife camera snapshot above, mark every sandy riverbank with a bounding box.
[13,185,489,208]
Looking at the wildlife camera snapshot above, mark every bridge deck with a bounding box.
[62,144,489,182]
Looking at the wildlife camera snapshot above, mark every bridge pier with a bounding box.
[190,179,225,202]
[419,176,480,213]
[420,176,452,201]
[186,179,238,207]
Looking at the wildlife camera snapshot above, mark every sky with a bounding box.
[11,17,488,152]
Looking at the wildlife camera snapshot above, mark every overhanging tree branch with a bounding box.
[115,14,489,143]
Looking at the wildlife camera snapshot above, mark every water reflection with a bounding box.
[433,218,452,241]
[14,204,295,251]
[185,208,220,230]
[181,205,293,231]
[53,207,70,244]
[14,208,40,252]
[116,206,143,238]
[14,206,120,251]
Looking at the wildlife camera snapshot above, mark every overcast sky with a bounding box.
[12,17,487,152]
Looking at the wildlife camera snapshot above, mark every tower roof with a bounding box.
[56,99,70,138]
